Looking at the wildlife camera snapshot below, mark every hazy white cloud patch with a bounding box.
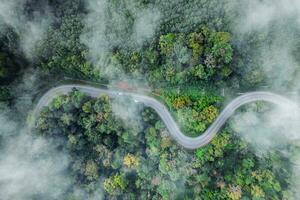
[0,128,72,200]
[132,7,161,45]
[0,0,53,59]
[81,0,161,75]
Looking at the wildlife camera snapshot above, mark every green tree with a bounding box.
[84,160,99,181]
[159,33,176,55]
[103,173,128,196]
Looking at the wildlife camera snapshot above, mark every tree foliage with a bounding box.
[35,91,290,199]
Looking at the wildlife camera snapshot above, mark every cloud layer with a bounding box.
[81,0,161,76]
[228,0,300,198]
[0,0,53,59]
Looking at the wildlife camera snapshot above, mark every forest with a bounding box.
[0,0,299,199]
[36,91,290,199]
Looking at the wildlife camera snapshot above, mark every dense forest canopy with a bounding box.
[35,91,291,199]
[0,0,299,199]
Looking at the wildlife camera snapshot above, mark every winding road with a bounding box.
[32,84,298,150]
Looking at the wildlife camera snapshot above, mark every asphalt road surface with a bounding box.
[32,84,298,149]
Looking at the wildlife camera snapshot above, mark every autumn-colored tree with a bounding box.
[201,105,219,123]
[123,154,139,168]
[172,96,191,109]
[227,185,242,200]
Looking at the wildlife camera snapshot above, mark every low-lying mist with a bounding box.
[228,0,300,198]
[1,0,300,198]
[0,0,53,59]
[81,0,161,80]
[0,129,71,199]
[0,71,104,200]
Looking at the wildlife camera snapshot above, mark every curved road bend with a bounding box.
[32,84,298,150]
